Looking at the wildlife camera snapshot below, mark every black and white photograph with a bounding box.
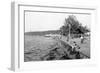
[24,11,91,62]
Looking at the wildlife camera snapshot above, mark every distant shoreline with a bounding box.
[24,30,60,36]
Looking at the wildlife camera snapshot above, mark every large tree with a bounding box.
[60,15,90,36]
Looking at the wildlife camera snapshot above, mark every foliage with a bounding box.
[60,15,90,36]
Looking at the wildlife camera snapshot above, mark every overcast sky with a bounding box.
[25,12,91,32]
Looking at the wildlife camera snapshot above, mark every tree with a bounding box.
[60,15,90,36]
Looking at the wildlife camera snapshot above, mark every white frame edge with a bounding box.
[11,2,19,71]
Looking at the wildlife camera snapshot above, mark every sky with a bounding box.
[25,11,91,32]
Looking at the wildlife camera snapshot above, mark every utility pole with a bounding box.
[30,24,31,32]
[68,23,71,42]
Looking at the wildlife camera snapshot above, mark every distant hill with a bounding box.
[25,30,60,36]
